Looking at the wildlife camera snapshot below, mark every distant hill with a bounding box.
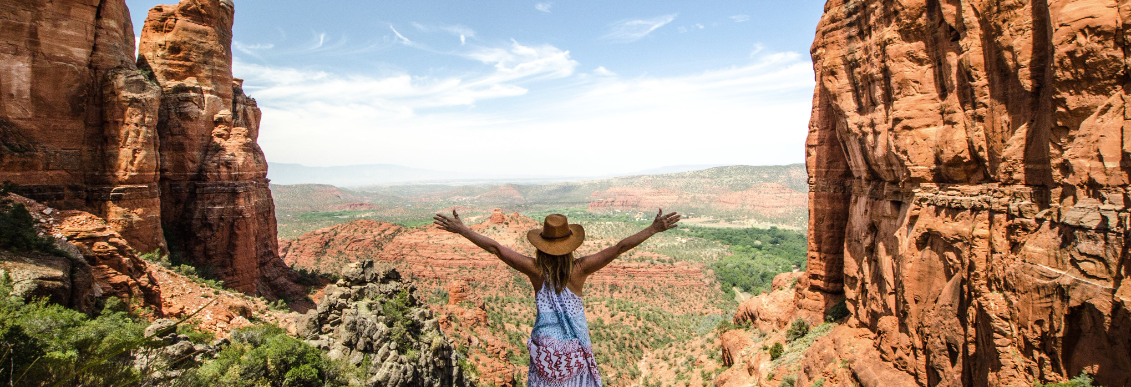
[272,164,809,233]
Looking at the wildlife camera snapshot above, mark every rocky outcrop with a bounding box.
[296,260,468,387]
[0,0,299,300]
[0,193,162,314]
[805,0,1131,385]
[135,318,223,383]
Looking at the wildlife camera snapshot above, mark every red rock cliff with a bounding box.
[0,0,299,300]
[807,0,1130,385]
[137,0,299,299]
[0,0,165,253]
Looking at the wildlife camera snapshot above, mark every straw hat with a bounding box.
[527,214,585,255]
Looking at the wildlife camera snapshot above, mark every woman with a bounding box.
[433,209,681,386]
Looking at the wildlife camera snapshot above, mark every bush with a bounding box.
[0,193,63,256]
[1032,372,1097,387]
[811,378,826,387]
[768,342,783,360]
[0,274,151,386]
[177,324,357,387]
[689,226,807,295]
[825,300,850,322]
[786,318,809,341]
[779,375,797,387]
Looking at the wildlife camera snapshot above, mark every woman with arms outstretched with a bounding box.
[433,209,681,387]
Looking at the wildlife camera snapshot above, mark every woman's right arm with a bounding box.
[434,210,540,279]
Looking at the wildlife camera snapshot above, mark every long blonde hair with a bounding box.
[536,250,575,294]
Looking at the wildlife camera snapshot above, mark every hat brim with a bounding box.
[527,224,585,255]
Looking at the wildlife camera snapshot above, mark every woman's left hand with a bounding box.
[434,210,469,234]
[650,209,681,233]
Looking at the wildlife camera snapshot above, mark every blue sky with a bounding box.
[125,0,825,176]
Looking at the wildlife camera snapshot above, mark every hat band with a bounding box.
[540,230,573,239]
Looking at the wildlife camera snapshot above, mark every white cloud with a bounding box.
[409,23,475,45]
[695,23,704,29]
[535,2,552,13]
[243,46,815,176]
[390,26,412,45]
[312,32,328,49]
[750,43,765,57]
[730,15,750,22]
[592,66,615,76]
[602,14,676,43]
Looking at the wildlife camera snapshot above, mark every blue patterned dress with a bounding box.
[528,281,603,387]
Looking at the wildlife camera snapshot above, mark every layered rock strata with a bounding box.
[0,0,299,300]
[0,0,165,253]
[138,0,300,299]
[806,0,1131,385]
[296,260,469,387]
[0,193,162,313]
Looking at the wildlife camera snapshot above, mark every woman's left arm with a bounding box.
[434,210,539,278]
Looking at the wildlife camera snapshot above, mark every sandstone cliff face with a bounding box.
[806,0,1131,385]
[0,0,165,253]
[139,0,299,299]
[0,0,299,300]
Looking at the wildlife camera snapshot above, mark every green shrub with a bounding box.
[768,342,783,360]
[177,324,357,387]
[0,193,63,256]
[786,318,809,341]
[811,378,826,387]
[1033,372,1098,387]
[0,274,151,386]
[825,300,850,322]
[688,226,807,295]
[779,375,796,387]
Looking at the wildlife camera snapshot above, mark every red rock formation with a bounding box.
[0,0,297,301]
[489,208,506,224]
[138,0,300,299]
[2,193,162,313]
[805,0,1131,385]
[0,0,165,253]
[278,219,404,273]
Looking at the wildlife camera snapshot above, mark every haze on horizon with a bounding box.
[125,0,825,177]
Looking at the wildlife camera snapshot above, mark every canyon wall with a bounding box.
[0,0,298,300]
[807,0,1131,385]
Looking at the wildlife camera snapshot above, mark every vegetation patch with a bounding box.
[679,226,806,296]
[177,324,361,387]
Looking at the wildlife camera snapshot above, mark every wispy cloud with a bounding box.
[237,40,576,113]
[535,2,552,13]
[233,41,275,60]
[750,43,765,57]
[412,23,476,45]
[312,32,327,49]
[240,46,815,175]
[602,14,676,43]
[390,25,412,45]
[730,15,750,22]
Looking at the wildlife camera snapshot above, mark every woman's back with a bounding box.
[528,281,602,386]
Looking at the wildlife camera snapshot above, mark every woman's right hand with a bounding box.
[434,210,469,234]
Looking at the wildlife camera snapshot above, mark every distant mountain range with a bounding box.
[266,163,732,186]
